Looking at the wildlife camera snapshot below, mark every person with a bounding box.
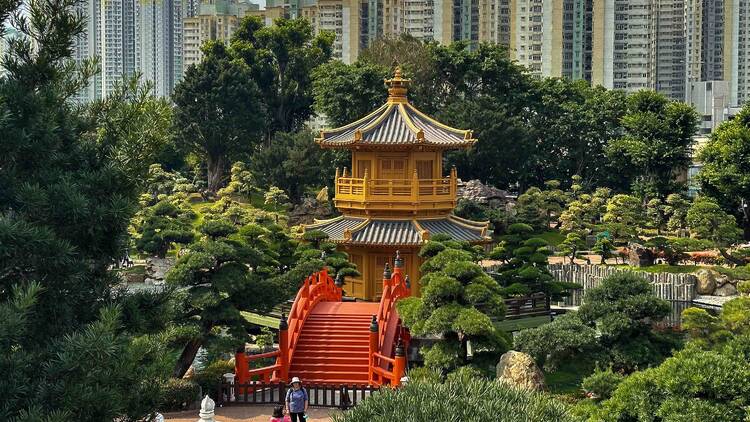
[270,405,291,422]
[285,376,308,422]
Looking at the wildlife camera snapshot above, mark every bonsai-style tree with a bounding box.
[560,187,611,235]
[603,194,644,243]
[577,272,673,372]
[592,232,614,264]
[664,193,690,234]
[686,196,743,265]
[397,237,509,374]
[558,232,588,265]
[167,219,286,377]
[135,200,196,257]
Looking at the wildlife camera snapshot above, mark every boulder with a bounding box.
[145,257,175,285]
[457,179,514,207]
[496,351,545,391]
[627,245,655,267]
[715,275,731,287]
[714,283,738,297]
[695,268,718,295]
[288,196,334,226]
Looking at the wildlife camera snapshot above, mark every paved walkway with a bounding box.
[163,406,337,421]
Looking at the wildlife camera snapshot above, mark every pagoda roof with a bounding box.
[305,215,490,247]
[315,68,477,150]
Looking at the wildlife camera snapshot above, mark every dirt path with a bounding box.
[163,406,338,422]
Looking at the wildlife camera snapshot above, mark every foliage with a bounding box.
[697,103,750,239]
[166,219,287,377]
[160,378,200,411]
[592,233,614,263]
[173,41,264,192]
[664,193,690,233]
[332,377,575,422]
[603,194,643,242]
[0,0,175,418]
[580,367,624,401]
[605,90,698,197]
[514,312,598,372]
[398,238,508,373]
[264,186,291,209]
[134,200,196,257]
[231,17,333,136]
[249,130,345,203]
[192,359,234,399]
[589,344,750,422]
[577,272,674,372]
[560,188,611,235]
[687,196,742,264]
[218,162,257,198]
[491,224,577,300]
[558,232,588,265]
[312,60,389,126]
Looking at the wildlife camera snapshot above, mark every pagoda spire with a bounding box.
[385,66,411,103]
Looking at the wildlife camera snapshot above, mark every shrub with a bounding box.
[514,312,598,372]
[738,280,750,296]
[161,378,200,411]
[581,367,624,401]
[333,377,574,422]
[192,360,234,398]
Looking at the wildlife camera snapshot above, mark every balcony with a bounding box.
[334,169,458,216]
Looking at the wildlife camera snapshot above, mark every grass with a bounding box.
[611,264,700,274]
[495,315,551,332]
[537,230,566,247]
[544,359,595,395]
[117,265,146,276]
[242,311,280,329]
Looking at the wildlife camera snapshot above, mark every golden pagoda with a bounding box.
[306,68,490,300]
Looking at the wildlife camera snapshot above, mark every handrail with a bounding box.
[235,268,343,385]
[368,253,411,387]
[335,169,458,203]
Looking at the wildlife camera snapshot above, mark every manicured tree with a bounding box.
[577,272,673,372]
[515,187,547,230]
[592,233,614,264]
[664,193,690,234]
[602,194,644,243]
[540,180,571,228]
[558,232,588,265]
[560,188,611,235]
[397,238,509,374]
[134,200,196,257]
[264,186,291,209]
[167,219,286,377]
[490,224,577,299]
[514,312,598,372]
[218,162,257,198]
[686,196,743,265]
[646,198,666,234]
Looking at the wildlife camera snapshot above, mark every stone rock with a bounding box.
[125,273,145,284]
[496,350,545,391]
[695,268,718,295]
[457,179,514,208]
[627,244,655,267]
[145,257,175,285]
[714,282,738,297]
[288,196,334,226]
[715,275,731,287]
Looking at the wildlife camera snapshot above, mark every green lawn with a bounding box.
[545,360,594,395]
[537,230,566,247]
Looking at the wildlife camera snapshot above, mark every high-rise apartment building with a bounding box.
[136,0,184,97]
[316,0,361,63]
[183,0,259,71]
[510,0,592,80]
[592,0,686,100]
[100,0,138,98]
[724,0,750,105]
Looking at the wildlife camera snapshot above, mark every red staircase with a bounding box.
[235,254,411,388]
[288,302,379,385]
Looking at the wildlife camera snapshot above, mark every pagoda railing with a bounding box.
[334,168,457,209]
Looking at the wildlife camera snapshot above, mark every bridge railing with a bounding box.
[368,252,411,387]
[235,268,342,385]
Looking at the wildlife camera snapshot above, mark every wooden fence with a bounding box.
[218,382,378,409]
[546,264,696,306]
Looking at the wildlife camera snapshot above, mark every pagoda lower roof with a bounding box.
[305,215,490,246]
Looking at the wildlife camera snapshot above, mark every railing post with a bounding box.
[235,346,248,385]
[392,339,406,387]
[382,263,392,294]
[450,166,457,197]
[412,169,419,201]
[393,250,403,275]
[369,315,379,385]
[278,313,289,382]
[363,168,369,200]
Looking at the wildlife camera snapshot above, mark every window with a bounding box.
[356,160,371,178]
[416,160,434,179]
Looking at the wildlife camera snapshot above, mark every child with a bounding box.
[270,405,292,422]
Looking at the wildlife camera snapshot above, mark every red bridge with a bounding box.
[235,256,411,387]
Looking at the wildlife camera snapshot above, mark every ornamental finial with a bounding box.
[385,66,410,102]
